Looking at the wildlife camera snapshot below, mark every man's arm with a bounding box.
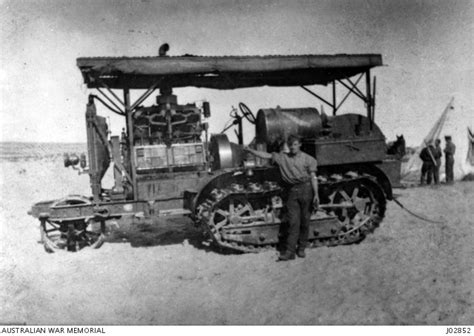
[420,148,428,160]
[310,171,319,209]
[244,147,273,160]
[444,144,456,155]
[306,155,319,209]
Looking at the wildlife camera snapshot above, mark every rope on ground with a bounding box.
[392,198,444,224]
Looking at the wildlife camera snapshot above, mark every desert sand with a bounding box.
[0,157,472,325]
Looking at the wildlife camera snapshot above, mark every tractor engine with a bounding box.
[130,91,208,173]
[119,90,210,205]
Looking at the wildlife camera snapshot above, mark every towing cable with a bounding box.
[392,198,443,224]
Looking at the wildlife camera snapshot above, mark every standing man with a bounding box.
[432,139,442,184]
[444,135,456,183]
[419,142,435,185]
[245,134,319,261]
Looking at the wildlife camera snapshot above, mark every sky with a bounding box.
[0,0,472,150]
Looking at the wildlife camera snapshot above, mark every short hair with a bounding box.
[273,138,286,151]
[287,134,301,145]
[445,135,452,140]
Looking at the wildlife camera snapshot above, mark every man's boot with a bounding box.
[296,248,306,258]
[278,251,295,261]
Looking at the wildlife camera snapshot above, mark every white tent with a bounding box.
[467,127,474,165]
[462,127,474,181]
[401,98,474,183]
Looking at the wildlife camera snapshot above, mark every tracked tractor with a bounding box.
[29,53,401,253]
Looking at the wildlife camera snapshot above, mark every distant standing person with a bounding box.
[444,135,456,183]
[419,142,436,185]
[245,135,319,261]
[433,139,442,184]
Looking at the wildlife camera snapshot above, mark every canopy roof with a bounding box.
[77,54,383,90]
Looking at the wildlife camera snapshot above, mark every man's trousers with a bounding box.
[285,182,313,253]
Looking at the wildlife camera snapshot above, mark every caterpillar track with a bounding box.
[196,171,386,253]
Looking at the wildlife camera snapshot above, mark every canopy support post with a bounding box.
[124,87,137,200]
[372,76,377,127]
[332,81,336,116]
[365,70,373,130]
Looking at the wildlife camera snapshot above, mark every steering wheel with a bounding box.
[238,102,256,124]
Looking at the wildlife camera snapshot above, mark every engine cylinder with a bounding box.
[255,108,322,145]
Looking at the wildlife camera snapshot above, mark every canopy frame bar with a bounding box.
[96,77,125,106]
[346,77,366,100]
[91,93,124,116]
[96,87,125,114]
[130,78,163,112]
[93,78,165,116]
[300,86,334,109]
[299,72,375,127]
[335,73,365,111]
[337,76,366,102]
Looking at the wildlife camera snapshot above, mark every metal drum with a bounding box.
[209,134,234,170]
[255,108,322,145]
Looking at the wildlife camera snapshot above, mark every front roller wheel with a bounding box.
[40,218,106,253]
[38,195,106,253]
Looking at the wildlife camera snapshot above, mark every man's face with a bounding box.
[288,140,301,155]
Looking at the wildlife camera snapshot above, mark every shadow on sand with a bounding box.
[103,216,246,254]
[101,216,286,255]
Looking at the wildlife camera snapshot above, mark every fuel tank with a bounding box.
[255,108,323,146]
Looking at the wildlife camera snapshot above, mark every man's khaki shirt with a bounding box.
[272,151,317,185]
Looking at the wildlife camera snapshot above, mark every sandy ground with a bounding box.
[0,158,472,325]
